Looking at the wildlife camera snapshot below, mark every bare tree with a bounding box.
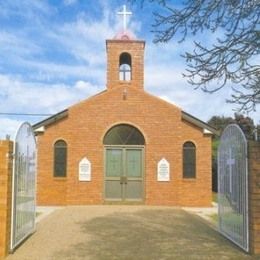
[132,0,260,112]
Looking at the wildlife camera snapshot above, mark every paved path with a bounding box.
[7,206,257,260]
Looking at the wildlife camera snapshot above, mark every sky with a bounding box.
[0,0,259,139]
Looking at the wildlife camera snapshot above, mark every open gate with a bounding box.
[10,122,37,251]
[218,124,249,252]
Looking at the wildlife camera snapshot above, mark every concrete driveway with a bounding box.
[6,206,257,260]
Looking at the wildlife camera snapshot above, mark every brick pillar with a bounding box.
[0,140,13,259]
[248,141,260,255]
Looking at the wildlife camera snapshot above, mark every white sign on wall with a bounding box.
[157,158,170,181]
[79,157,91,181]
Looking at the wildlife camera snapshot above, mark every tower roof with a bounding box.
[114,30,136,41]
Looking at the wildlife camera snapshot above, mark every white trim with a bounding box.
[34,126,45,133]
[203,128,213,134]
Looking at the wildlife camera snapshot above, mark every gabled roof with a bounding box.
[33,90,107,131]
[33,109,68,130]
[181,111,219,135]
[33,108,218,136]
[33,88,218,135]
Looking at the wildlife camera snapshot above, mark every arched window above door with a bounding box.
[104,124,145,145]
[119,52,132,81]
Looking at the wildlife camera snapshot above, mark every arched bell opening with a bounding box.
[119,52,132,81]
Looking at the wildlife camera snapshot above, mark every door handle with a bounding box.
[120,176,127,184]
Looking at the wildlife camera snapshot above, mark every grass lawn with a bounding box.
[212,192,218,203]
[210,213,218,224]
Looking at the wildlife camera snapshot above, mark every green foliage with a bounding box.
[212,139,220,158]
[208,113,256,139]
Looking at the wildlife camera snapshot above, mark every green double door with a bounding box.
[105,147,144,202]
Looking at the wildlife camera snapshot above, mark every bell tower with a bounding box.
[106,5,145,90]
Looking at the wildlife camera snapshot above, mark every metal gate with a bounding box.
[11,122,37,250]
[218,124,248,252]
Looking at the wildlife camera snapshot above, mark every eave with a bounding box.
[33,109,68,131]
[181,111,219,136]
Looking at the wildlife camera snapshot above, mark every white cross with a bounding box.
[117,5,132,32]
[226,148,235,193]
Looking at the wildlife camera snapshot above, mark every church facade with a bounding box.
[33,29,216,207]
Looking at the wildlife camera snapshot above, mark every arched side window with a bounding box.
[183,141,196,178]
[104,124,145,145]
[54,140,67,177]
[119,52,131,81]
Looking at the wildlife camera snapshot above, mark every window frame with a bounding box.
[119,52,132,81]
[53,139,67,178]
[119,64,131,81]
[182,141,196,179]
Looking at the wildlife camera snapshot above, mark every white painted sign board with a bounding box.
[157,158,170,181]
[79,157,91,181]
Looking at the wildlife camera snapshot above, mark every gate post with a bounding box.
[0,140,13,259]
[248,141,260,255]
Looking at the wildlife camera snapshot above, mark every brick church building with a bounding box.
[33,9,216,206]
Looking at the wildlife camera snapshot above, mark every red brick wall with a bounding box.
[0,140,13,259]
[36,86,212,206]
[248,141,260,255]
[106,39,145,90]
